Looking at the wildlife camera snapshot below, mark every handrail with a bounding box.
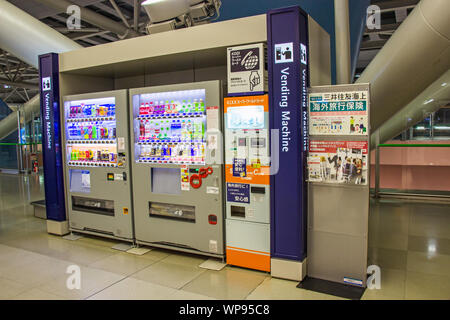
[0,142,42,146]
[378,144,450,148]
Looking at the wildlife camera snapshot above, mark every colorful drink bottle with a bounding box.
[140,120,145,140]
[149,102,154,115]
[92,122,97,140]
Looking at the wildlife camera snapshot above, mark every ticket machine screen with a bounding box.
[227,105,264,129]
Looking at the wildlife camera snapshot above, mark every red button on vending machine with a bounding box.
[208,214,217,225]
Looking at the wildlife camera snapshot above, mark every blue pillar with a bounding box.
[38,53,66,222]
[268,6,309,261]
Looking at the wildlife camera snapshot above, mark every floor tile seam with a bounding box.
[242,274,271,300]
[88,255,160,278]
[176,268,209,292]
[404,269,450,280]
[81,274,131,300]
[0,276,41,299]
[83,257,170,300]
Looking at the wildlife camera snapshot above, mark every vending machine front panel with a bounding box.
[224,95,271,271]
[62,90,134,241]
[130,81,224,257]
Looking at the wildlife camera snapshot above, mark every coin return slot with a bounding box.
[230,205,245,218]
[72,196,114,216]
[149,202,195,223]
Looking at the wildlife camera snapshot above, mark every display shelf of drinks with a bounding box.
[68,148,118,168]
[138,99,205,117]
[67,116,115,123]
[68,160,118,168]
[137,142,205,165]
[67,103,116,119]
[67,139,116,145]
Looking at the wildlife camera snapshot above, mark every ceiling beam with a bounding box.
[0,78,39,90]
[360,39,388,50]
[134,0,141,31]
[375,0,419,11]
[108,0,131,28]
[365,22,401,35]
[92,2,131,20]
[33,0,140,38]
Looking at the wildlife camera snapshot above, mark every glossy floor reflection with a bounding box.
[0,173,449,300]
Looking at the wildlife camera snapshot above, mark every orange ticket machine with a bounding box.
[224,95,271,272]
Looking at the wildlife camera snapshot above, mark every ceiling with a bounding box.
[354,0,420,79]
[0,0,420,104]
[1,0,148,104]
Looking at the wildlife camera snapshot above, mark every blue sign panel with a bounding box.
[232,158,247,177]
[268,7,309,261]
[39,53,66,222]
[227,183,250,204]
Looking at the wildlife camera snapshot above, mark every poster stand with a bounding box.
[306,83,370,288]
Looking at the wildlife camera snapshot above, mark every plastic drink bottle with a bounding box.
[199,99,205,113]
[180,120,186,142]
[92,124,97,139]
[139,120,145,140]
[164,101,169,114]
[166,120,171,140]
[193,99,198,113]
[154,121,160,140]
[149,102,154,115]
[144,120,151,139]
[148,121,155,139]
[186,120,193,142]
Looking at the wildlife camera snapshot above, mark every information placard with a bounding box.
[309,91,369,136]
[227,183,250,204]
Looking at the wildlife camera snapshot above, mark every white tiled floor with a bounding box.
[0,173,449,300]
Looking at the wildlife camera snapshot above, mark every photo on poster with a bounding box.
[308,141,368,185]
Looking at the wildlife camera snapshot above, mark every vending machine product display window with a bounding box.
[64,97,119,168]
[132,89,207,165]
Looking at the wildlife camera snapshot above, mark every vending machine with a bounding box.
[129,81,224,257]
[224,95,271,272]
[62,90,134,241]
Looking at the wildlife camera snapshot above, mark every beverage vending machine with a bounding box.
[129,81,224,257]
[224,95,271,272]
[62,90,134,241]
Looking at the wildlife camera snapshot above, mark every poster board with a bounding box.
[307,83,370,288]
